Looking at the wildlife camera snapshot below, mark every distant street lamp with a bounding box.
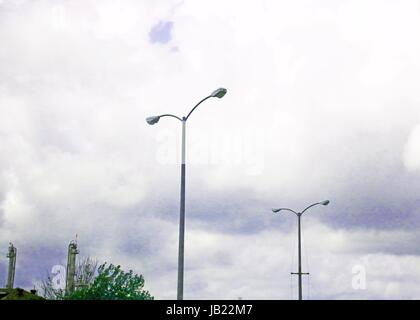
[146,88,227,300]
[272,200,330,300]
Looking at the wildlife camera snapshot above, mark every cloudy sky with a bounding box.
[1,0,420,299]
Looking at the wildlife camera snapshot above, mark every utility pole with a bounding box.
[6,243,17,289]
[65,240,78,294]
[272,200,330,300]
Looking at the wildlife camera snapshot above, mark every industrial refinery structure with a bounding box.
[1,240,79,297]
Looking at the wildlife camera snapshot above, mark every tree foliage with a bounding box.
[75,257,98,289]
[65,263,153,300]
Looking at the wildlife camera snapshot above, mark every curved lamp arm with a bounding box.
[301,200,330,215]
[147,88,226,124]
[160,114,183,122]
[272,200,329,216]
[272,208,299,216]
[185,95,212,121]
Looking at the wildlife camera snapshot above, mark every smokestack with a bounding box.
[65,240,79,294]
[6,243,17,289]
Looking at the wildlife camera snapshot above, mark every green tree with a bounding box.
[65,263,153,300]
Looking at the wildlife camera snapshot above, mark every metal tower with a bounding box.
[65,240,79,294]
[6,243,17,289]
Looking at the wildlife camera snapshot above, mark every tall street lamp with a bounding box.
[272,200,330,300]
[146,88,227,300]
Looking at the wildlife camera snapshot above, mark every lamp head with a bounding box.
[211,88,227,98]
[321,200,330,206]
[146,116,160,125]
[272,208,282,213]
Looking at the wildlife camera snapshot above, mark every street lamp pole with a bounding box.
[147,88,227,300]
[297,213,303,300]
[178,117,186,300]
[272,200,330,300]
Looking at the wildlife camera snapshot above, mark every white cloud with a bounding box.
[403,124,420,172]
